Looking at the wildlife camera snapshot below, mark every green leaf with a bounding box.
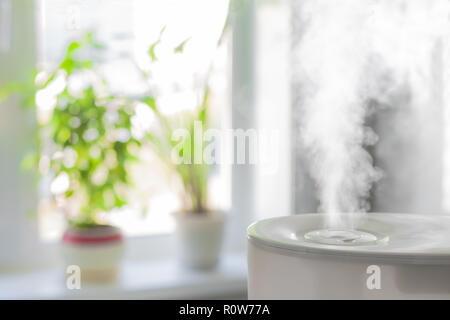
[148,40,160,61]
[148,26,166,61]
[174,37,191,54]
[65,190,74,198]
[67,41,81,55]
[60,58,74,73]
[56,127,71,144]
[198,87,210,125]
[159,26,166,36]
[142,97,157,111]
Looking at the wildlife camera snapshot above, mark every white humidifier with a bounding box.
[247,213,450,299]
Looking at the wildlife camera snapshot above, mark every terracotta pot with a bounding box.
[173,211,226,270]
[61,224,124,283]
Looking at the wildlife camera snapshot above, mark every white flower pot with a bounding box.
[61,225,124,283]
[174,211,226,270]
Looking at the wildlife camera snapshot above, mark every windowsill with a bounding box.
[0,252,248,300]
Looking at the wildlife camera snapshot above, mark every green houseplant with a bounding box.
[139,33,226,269]
[1,33,141,281]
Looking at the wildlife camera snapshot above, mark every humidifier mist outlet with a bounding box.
[304,228,388,246]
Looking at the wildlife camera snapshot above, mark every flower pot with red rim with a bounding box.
[61,224,124,283]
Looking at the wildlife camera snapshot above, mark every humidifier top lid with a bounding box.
[247,213,450,265]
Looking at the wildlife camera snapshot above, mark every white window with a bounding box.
[35,0,231,241]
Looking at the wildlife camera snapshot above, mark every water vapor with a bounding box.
[293,0,450,229]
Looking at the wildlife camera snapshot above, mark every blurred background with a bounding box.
[0,0,449,299]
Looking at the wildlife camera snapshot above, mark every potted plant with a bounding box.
[2,33,141,282]
[141,91,226,270]
[138,34,226,269]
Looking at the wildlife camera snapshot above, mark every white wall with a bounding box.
[254,0,292,219]
[0,0,53,271]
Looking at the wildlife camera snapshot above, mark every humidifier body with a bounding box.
[247,214,450,299]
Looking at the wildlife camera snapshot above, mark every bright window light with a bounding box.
[35,0,231,241]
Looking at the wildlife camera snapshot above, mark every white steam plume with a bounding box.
[294,0,450,229]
